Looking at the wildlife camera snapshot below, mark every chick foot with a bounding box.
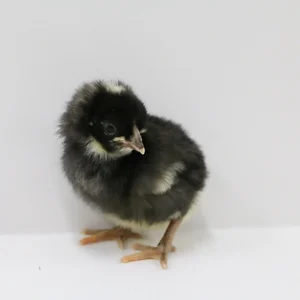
[80,227,141,249]
[121,243,176,269]
[121,219,182,269]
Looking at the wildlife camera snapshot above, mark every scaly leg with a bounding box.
[121,219,182,269]
[80,227,141,249]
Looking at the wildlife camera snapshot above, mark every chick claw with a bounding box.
[80,228,141,249]
[121,243,176,269]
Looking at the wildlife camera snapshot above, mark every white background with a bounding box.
[0,0,300,234]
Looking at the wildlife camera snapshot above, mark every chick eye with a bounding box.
[103,123,116,136]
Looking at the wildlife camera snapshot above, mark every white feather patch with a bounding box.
[86,137,132,160]
[104,213,169,231]
[169,211,182,219]
[103,80,126,94]
[152,162,185,195]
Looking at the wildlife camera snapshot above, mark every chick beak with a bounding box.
[124,125,145,155]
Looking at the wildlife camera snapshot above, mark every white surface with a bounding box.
[0,0,300,233]
[1,228,300,300]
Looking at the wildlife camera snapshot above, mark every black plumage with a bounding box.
[58,80,208,268]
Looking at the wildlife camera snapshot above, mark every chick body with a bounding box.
[59,81,208,268]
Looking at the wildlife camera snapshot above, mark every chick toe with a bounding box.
[121,243,175,269]
[80,227,141,248]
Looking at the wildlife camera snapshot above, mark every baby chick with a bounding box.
[58,80,208,269]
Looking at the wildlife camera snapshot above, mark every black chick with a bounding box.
[58,80,208,269]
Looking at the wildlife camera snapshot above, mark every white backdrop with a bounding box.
[0,0,299,234]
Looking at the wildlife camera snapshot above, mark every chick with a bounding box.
[58,80,208,269]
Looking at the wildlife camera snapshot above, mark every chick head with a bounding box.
[59,80,147,159]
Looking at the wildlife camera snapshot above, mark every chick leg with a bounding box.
[121,219,181,269]
[80,227,141,249]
